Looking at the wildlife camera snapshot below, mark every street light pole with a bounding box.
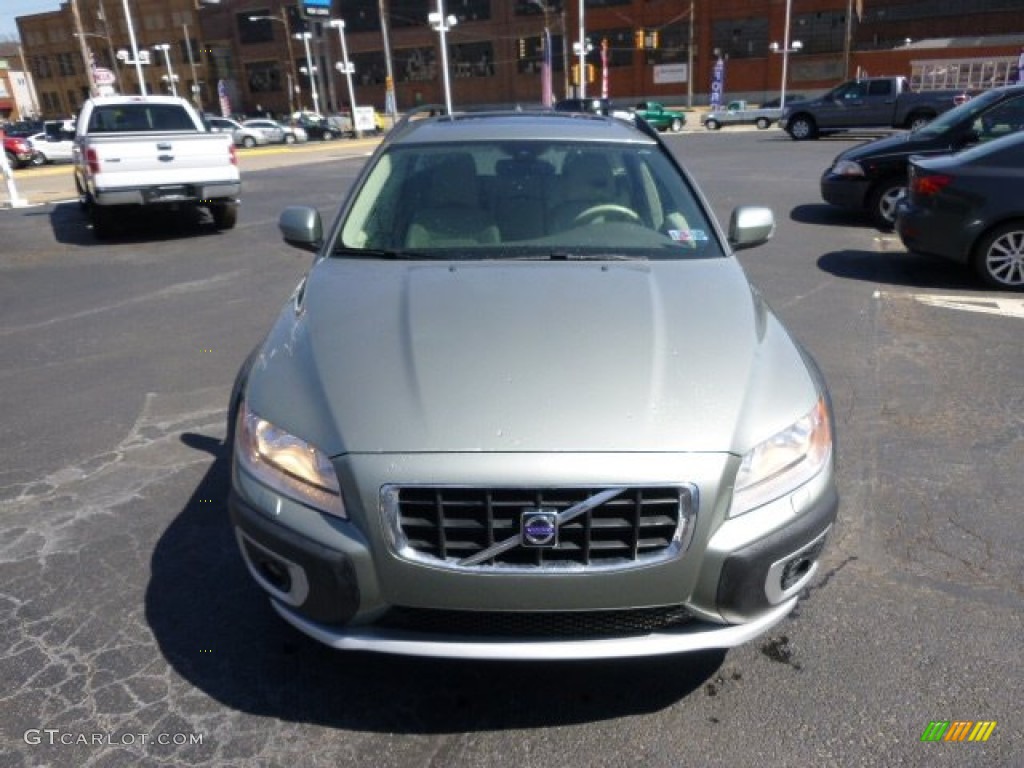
[296,32,321,114]
[330,19,360,137]
[120,0,146,95]
[769,0,803,111]
[183,24,201,110]
[428,0,457,114]
[153,44,178,96]
[378,0,397,126]
[529,0,553,106]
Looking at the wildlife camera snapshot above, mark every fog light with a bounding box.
[780,538,826,591]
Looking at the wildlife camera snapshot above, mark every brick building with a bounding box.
[14,0,1024,120]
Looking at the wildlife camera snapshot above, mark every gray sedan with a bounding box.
[897,130,1024,289]
[228,110,839,660]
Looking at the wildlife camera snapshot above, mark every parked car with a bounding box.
[291,113,341,140]
[632,101,686,132]
[3,134,36,169]
[242,118,307,145]
[821,83,1024,229]
[2,119,44,139]
[702,100,781,130]
[896,130,1024,290]
[227,109,838,660]
[206,116,269,148]
[28,120,76,164]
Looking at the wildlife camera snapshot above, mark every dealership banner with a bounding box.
[710,56,725,108]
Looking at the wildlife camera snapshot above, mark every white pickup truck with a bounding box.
[73,95,241,238]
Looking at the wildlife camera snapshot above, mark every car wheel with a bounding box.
[284,134,296,144]
[30,151,47,166]
[242,136,256,148]
[705,119,720,131]
[972,221,1024,290]
[4,151,19,169]
[868,178,907,230]
[323,130,335,140]
[787,115,817,140]
[210,201,239,230]
[755,117,771,130]
[668,117,684,133]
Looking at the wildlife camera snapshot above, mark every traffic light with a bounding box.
[587,64,595,83]
[650,30,660,49]
[635,29,644,50]
[571,63,579,85]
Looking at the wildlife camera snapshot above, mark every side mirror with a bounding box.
[279,205,323,252]
[728,206,775,251]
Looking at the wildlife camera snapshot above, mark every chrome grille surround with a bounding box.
[382,483,697,572]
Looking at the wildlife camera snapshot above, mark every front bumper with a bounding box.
[230,449,838,659]
[820,171,871,211]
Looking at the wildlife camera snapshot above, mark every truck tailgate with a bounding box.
[86,133,238,189]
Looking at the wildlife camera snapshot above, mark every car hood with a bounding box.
[835,128,962,164]
[248,258,818,456]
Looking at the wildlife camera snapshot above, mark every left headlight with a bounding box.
[729,397,832,519]
[831,159,865,178]
[235,400,346,518]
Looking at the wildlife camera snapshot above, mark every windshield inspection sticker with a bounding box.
[668,229,707,244]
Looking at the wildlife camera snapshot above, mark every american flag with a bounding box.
[218,79,231,117]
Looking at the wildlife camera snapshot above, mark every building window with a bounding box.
[711,18,768,59]
[451,41,495,78]
[246,61,282,93]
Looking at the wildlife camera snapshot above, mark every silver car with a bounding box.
[242,118,308,145]
[207,116,268,148]
[229,110,839,660]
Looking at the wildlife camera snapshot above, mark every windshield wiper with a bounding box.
[330,247,449,260]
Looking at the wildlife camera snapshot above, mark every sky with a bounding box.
[2,1,63,41]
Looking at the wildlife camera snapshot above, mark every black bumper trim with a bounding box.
[230,491,360,625]
[716,484,839,622]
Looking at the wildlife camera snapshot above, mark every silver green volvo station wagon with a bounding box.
[228,109,839,660]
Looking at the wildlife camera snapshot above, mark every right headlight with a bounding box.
[729,397,832,519]
[234,400,346,519]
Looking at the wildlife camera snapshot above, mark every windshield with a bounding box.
[913,89,1012,138]
[334,141,723,260]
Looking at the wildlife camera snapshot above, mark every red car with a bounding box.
[3,134,38,169]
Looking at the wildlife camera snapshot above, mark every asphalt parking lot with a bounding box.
[1,128,1021,768]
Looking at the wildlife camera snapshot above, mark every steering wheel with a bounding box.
[573,204,642,226]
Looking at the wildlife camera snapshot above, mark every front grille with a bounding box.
[377,605,693,638]
[386,485,694,569]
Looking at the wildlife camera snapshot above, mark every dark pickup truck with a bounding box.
[780,76,968,140]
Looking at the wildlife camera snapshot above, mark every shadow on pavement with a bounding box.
[145,433,724,733]
[49,201,229,245]
[817,249,981,292]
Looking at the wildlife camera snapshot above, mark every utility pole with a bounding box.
[71,0,99,96]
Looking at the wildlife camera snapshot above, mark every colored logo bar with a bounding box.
[921,721,997,742]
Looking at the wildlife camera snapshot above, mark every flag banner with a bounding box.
[218,79,231,117]
[542,28,553,107]
[710,56,725,108]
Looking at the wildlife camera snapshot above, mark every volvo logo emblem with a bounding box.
[521,509,558,548]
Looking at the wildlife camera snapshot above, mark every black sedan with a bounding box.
[896,131,1024,290]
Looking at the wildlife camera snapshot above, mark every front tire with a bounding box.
[4,151,19,169]
[907,112,934,131]
[284,134,296,145]
[868,178,907,230]
[242,136,256,149]
[972,221,1024,290]
[787,115,817,140]
[668,117,684,133]
[755,117,771,130]
[705,119,720,131]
